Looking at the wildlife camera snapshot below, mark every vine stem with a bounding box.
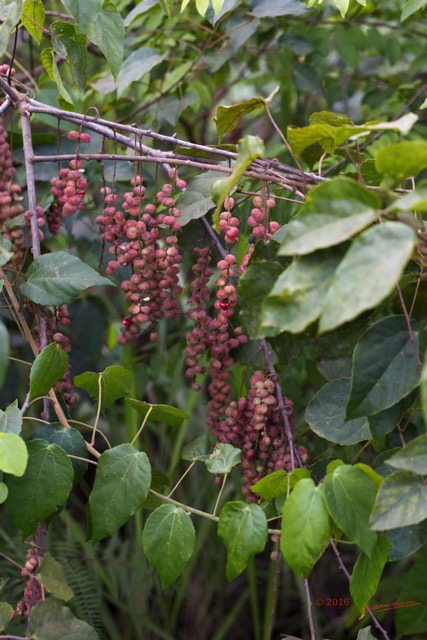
[396,283,422,374]
[304,578,316,640]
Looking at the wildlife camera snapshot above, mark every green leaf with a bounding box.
[142,504,195,588]
[324,465,378,556]
[0,400,22,434]
[306,378,371,445]
[421,347,427,428]
[350,536,389,614]
[0,602,13,632]
[126,399,189,427]
[261,249,343,336]
[87,0,125,79]
[375,141,427,179]
[211,135,264,230]
[21,0,45,43]
[333,0,349,18]
[0,483,8,503]
[278,178,379,256]
[388,186,427,213]
[5,440,74,538]
[386,434,427,475]
[356,628,379,640]
[214,97,267,143]
[176,170,217,226]
[74,365,133,409]
[250,0,307,17]
[116,48,167,98]
[0,1,23,59]
[368,390,418,439]
[281,479,331,577]
[370,470,427,530]
[239,260,283,338]
[30,423,88,482]
[20,251,114,306]
[251,470,289,502]
[50,21,88,92]
[30,598,99,639]
[195,0,209,16]
[385,521,427,561]
[60,0,102,32]
[218,501,268,580]
[89,444,151,542]
[205,443,241,474]
[38,553,74,601]
[0,433,28,476]
[29,343,68,401]
[0,319,9,388]
[40,47,75,110]
[0,237,13,266]
[181,435,214,462]
[212,0,226,13]
[347,316,420,418]
[319,223,416,333]
[401,0,427,22]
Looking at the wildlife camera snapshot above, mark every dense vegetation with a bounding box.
[0,1,427,639]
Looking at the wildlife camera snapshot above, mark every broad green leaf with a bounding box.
[30,598,99,639]
[278,178,379,255]
[116,48,167,98]
[20,251,114,306]
[251,470,289,502]
[317,325,362,381]
[21,0,45,43]
[0,483,8,503]
[126,399,189,427]
[0,1,22,59]
[239,260,283,338]
[319,223,416,333]
[89,444,151,542]
[401,0,427,22]
[0,602,13,632]
[281,479,331,577]
[176,170,217,226]
[355,464,384,489]
[368,390,418,439]
[124,0,159,25]
[0,237,13,266]
[324,465,378,556]
[60,0,102,32]
[347,316,420,418]
[214,97,266,143]
[395,545,427,636]
[370,470,427,530]
[212,0,226,12]
[218,501,268,580]
[386,434,427,475]
[385,521,427,561]
[181,435,214,462]
[29,343,68,401]
[388,186,427,213]
[0,433,28,476]
[142,504,195,588]
[5,440,74,538]
[261,249,343,336]
[250,0,307,17]
[356,629,378,640]
[75,366,133,409]
[205,443,241,474]
[211,135,264,230]
[375,141,427,179]
[306,379,371,445]
[86,0,124,79]
[0,319,9,387]
[159,0,173,16]
[0,400,22,434]
[50,21,87,92]
[40,47,75,110]
[38,553,74,601]
[30,423,88,482]
[350,536,389,613]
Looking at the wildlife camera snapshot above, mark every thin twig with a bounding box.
[304,578,316,640]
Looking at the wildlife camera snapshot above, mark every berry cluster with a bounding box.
[48,155,88,235]
[218,197,240,244]
[0,107,25,265]
[240,194,280,273]
[14,545,43,618]
[24,205,46,242]
[97,174,185,343]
